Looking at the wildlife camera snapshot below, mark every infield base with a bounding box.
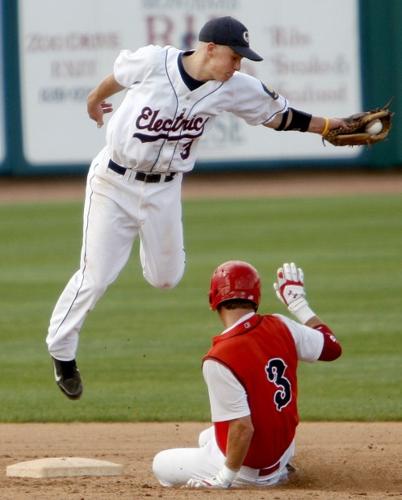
[6,457,123,478]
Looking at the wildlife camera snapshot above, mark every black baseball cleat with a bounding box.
[52,357,83,400]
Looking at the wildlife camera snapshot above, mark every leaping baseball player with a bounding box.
[152,261,342,488]
[46,16,347,399]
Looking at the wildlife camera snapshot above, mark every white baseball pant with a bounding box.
[46,147,185,361]
[152,426,295,488]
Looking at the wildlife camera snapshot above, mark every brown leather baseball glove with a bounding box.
[323,104,393,146]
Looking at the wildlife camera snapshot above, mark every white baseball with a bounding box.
[365,119,383,135]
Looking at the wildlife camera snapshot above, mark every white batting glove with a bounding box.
[186,465,237,489]
[273,262,315,324]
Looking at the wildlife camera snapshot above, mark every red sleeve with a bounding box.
[315,324,342,361]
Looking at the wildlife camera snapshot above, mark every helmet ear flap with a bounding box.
[208,291,215,310]
[209,260,261,311]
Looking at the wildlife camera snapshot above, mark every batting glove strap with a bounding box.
[287,297,316,324]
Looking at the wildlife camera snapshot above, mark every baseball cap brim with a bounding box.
[230,45,263,62]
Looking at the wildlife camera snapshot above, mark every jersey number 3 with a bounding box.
[265,358,292,412]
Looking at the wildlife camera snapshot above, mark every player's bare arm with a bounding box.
[305,315,326,329]
[186,416,254,488]
[87,74,125,127]
[225,415,254,472]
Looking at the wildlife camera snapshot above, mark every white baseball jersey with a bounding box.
[46,44,288,368]
[203,312,325,422]
[107,45,288,172]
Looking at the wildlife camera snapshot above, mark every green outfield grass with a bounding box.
[0,193,401,422]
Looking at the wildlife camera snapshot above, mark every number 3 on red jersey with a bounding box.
[265,358,292,412]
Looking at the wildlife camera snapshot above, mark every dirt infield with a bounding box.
[1,422,401,499]
[0,169,401,203]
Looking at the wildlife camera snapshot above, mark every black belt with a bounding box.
[108,159,176,183]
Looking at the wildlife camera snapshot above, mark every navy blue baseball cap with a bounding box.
[199,16,263,62]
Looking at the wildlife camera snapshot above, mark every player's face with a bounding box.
[208,45,243,81]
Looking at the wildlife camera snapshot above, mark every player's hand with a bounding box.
[87,100,113,128]
[274,262,306,307]
[273,262,315,323]
[186,465,236,489]
[186,476,231,489]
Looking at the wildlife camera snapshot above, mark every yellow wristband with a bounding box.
[321,117,330,136]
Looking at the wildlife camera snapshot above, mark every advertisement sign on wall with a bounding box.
[19,0,362,168]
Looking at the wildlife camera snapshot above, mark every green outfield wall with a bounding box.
[0,0,400,176]
[358,0,401,167]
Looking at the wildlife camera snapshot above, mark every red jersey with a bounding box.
[203,313,299,469]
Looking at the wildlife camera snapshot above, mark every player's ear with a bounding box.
[206,42,217,57]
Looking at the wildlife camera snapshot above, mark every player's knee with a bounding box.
[152,451,175,487]
[144,265,185,289]
[160,272,184,289]
[198,426,214,447]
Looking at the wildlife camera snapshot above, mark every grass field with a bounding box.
[0,193,401,422]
